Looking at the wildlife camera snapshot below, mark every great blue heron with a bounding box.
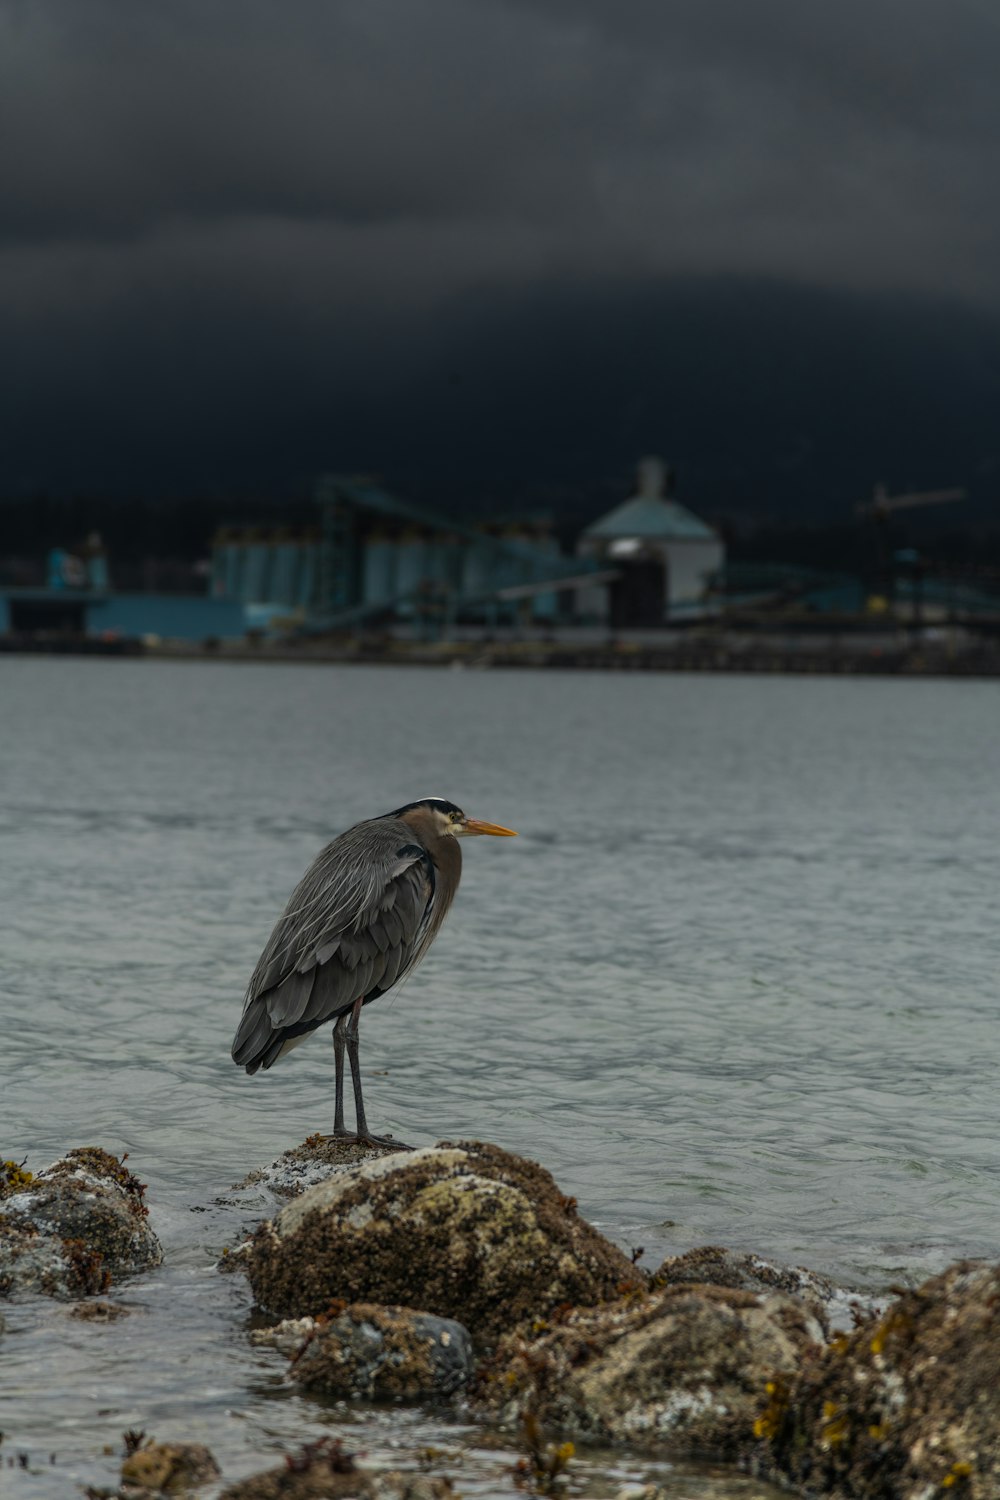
[231,797,517,1144]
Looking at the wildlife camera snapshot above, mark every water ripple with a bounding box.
[1,659,999,1495]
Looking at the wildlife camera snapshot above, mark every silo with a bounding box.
[460,530,498,606]
[363,529,398,607]
[211,531,244,599]
[270,537,302,606]
[393,530,427,616]
[528,533,561,621]
[297,538,319,607]
[242,536,271,602]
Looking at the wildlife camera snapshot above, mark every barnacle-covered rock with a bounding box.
[651,1245,880,1336]
[229,1133,400,1200]
[475,1281,822,1457]
[254,1303,474,1401]
[0,1147,161,1300]
[244,1142,641,1345]
[653,1244,835,1301]
[763,1259,1000,1500]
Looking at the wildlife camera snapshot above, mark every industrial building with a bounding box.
[210,474,615,633]
[210,462,723,633]
[0,459,723,644]
[576,457,724,626]
[0,537,244,642]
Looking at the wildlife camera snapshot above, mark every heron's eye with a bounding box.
[450,811,463,823]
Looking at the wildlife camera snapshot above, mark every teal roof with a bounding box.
[583,495,716,542]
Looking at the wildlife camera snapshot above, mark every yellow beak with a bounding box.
[462,817,518,837]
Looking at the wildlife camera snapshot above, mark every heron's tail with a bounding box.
[231,997,283,1074]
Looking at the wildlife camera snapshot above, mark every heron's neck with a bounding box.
[430,830,462,894]
[401,808,463,896]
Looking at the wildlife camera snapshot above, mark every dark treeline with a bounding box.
[3,492,1000,592]
[0,494,317,591]
[0,494,317,562]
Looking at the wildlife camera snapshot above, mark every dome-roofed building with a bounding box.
[576,456,724,626]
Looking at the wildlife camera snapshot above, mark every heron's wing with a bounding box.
[237,818,434,1038]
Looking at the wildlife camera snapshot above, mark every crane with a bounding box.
[856,484,965,616]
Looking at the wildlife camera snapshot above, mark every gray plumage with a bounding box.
[231,796,516,1144]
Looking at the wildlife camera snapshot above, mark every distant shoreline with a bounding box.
[4,632,1000,678]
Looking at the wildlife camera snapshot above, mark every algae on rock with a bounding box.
[120,1440,221,1495]
[763,1259,1000,1500]
[254,1303,474,1401]
[245,1141,641,1345]
[229,1134,402,1200]
[219,1438,374,1500]
[0,1147,162,1300]
[476,1281,823,1457]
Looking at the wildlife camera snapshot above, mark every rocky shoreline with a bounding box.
[3,1138,996,1499]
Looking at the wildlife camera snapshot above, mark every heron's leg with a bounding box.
[345,995,370,1138]
[344,996,414,1151]
[332,1013,348,1136]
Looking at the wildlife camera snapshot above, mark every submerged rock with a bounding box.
[763,1259,1000,1500]
[69,1297,134,1322]
[254,1303,474,1401]
[374,1476,455,1500]
[476,1281,823,1457]
[219,1438,375,1500]
[219,1439,456,1500]
[244,1141,641,1345]
[0,1147,161,1300]
[120,1440,221,1495]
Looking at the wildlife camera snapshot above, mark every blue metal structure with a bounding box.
[0,588,247,640]
[311,474,608,629]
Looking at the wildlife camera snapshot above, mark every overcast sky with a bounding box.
[3,0,1000,507]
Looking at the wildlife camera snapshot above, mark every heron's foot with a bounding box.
[361,1131,414,1152]
[331,1126,414,1152]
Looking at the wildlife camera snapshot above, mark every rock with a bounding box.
[763,1259,1000,1500]
[655,1244,835,1301]
[69,1298,133,1322]
[374,1475,455,1500]
[120,1441,220,1495]
[245,1142,641,1346]
[219,1437,375,1499]
[266,1303,474,1401]
[0,1147,162,1300]
[652,1245,879,1335]
[249,1315,318,1358]
[475,1281,823,1456]
[230,1134,402,1199]
[218,1442,458,1500]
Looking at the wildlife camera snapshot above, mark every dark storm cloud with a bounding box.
[3,0,1000,300]
[3,0,1000,502]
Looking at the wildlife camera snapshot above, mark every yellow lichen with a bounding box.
[942,1462,973,1488]
[870,1305,912,1356]
[1,1159,34,1195]
[821,1400,849,1447]
[754,1377,790,1441]
[514,1414,575,1493]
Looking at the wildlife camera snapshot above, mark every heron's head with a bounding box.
[391,796,517,839]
